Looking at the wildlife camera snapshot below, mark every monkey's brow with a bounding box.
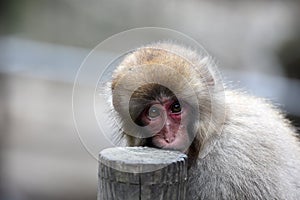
[130,97,155,103]
[157,97,177,104]
[130,94,179,103]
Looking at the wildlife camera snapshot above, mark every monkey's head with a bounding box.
[110,43,225,166]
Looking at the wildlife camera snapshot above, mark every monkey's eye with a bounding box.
[148,106,160,118]
[171,101,181,113]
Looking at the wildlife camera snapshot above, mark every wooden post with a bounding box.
[98,147,188,200]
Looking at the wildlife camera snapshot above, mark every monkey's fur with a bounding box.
[110,42,300,199]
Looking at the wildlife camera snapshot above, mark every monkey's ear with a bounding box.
[196,56,216,87]
[206,75,215,87]
[199,69,215,87]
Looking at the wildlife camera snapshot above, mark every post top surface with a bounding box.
[100,147,187,165]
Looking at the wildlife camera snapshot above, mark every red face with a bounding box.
[140,98,191,152]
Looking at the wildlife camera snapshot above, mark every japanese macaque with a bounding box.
[110,42,300,199]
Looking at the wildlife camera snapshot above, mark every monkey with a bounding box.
[109,42,300,199]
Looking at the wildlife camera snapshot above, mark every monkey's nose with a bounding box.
[164,135,175,143]
[162,121,176,143]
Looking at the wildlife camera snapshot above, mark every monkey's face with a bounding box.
[136,97,191,152]
[114,82,198,154]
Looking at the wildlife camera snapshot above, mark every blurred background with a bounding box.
[1,0,300,199]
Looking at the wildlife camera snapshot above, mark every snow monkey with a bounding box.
[109,42,300,199]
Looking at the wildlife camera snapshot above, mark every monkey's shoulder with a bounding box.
[223,89,299,153]
[224,90,295,132]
